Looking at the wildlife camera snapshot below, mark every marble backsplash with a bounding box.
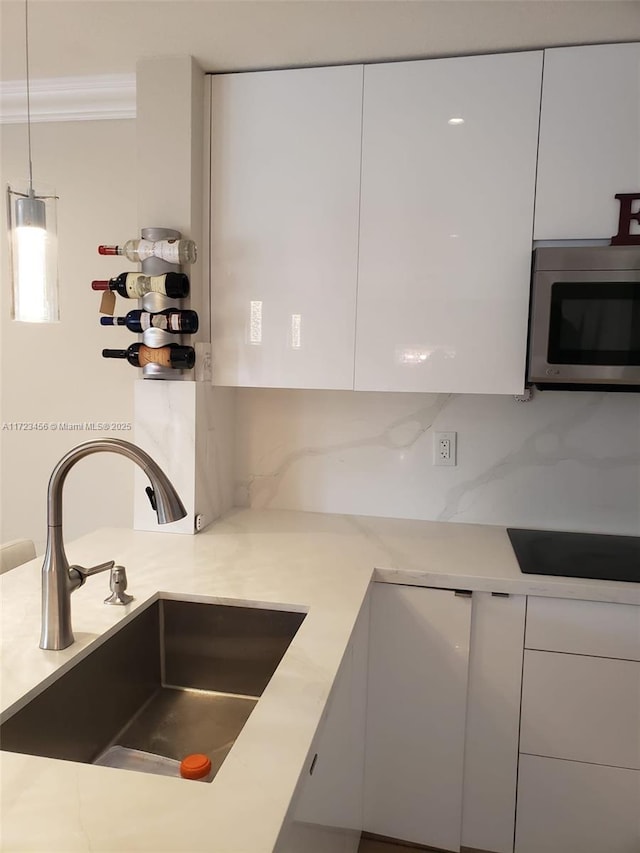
[234,389,640,536]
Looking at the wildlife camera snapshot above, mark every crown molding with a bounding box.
[0,74,136,124]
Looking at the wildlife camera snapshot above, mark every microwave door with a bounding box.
[528,270,640,386]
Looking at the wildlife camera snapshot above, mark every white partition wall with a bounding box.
[133,58,235,534]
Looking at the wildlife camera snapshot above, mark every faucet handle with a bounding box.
[145,486,157,512]
[69,560,115,587]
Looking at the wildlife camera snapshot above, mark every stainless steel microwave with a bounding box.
[527,246,640,390]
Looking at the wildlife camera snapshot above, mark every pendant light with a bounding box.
[7,0,59,323]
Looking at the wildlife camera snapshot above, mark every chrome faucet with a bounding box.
[40,438,187,650]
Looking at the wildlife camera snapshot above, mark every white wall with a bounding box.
[3,1,640,80]
[0,119,137,553]
[234,389,640,536]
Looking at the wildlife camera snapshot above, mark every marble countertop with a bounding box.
[1,508,638,852]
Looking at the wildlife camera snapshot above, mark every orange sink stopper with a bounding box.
[180,753,212,780]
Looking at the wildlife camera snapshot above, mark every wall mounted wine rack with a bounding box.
[97,226,198,378]
[139,226,191,379]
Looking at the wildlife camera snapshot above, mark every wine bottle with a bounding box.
[102,343,195,369]
[98,239,197,265]
[100,308,199,334]
[91,272,189,299]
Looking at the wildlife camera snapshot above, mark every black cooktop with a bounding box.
[507,528,640,584]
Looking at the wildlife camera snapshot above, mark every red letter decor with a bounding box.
[611,192,640,245]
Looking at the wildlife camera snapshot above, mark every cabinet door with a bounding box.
[356,52,542,394]
[275,595,369,853]
[534,43,640,240]
[210,65,362,389]
[364,584,472,851]
[461,592,525,853]
[516,754,640,853]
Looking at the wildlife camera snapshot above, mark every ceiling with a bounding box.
[1,0,639,82]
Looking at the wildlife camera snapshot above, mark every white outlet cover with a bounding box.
[433,431,457,466]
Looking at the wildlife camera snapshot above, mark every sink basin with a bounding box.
[0,599,305,781]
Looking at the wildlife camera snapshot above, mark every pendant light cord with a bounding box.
[24,0,33,193]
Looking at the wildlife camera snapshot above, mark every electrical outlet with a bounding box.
[195,513,209,532]
[433,431,457,466]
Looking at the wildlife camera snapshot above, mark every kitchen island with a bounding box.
[1,508,638,852]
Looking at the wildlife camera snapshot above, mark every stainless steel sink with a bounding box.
[0,599,305,781]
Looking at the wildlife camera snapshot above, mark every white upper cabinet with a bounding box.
[355,52,542,394]
[210,65,363,389]
[534,43,640,240]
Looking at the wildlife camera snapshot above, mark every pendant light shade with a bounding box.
[8,0,60,324]
[8,184,59,323]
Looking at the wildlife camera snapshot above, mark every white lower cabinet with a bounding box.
[515,755,640,853]
[461,592,526,853]
[515,596,640,853]
[279,588,638,853]
[525,596,640,661]
[364,585,526,853]
[520,650,640,770]
[275,595,369,853]
[364,584,472,851]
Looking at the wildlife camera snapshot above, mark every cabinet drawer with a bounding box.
[520,650,640,769]
[515,754,640,853]
[526,596,640,660]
